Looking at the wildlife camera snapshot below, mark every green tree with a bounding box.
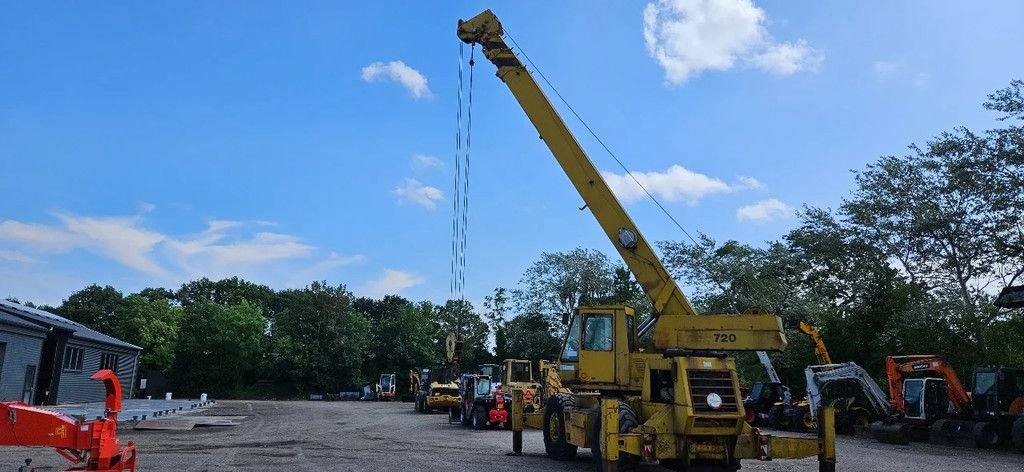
[355,296,436,390]
[172,300,265,396]
[56,284,124,334]
[501,312,561,363]
[176,277,278,314]
[111,294,182,372]
[272,282,370,392]
[483,288,510,360]
[597,265,653,322]
[433,299,490,370]
[514,247,615,330]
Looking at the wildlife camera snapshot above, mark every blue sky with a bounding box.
[2,1,1023,307]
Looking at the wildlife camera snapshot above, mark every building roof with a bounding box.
[0,299,142,351]
[0,309,48,333]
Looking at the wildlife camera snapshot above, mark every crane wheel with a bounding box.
[768,406,790,431]
[543,395,578,461]
[792,406,813,432]
[591,401,640,472]
[972,422,999,448]
[1011,416,1024,452]
[472,406,487,430]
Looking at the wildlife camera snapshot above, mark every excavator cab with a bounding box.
[902,378,949,421]
[558,306,636,386]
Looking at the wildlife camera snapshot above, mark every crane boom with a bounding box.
[457,9,786,350]
[457,12,694,334]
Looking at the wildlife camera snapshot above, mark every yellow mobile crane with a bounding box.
[457,10,836,472]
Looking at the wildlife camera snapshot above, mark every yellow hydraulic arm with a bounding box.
[457,10,786,351]
[798,321,832,365]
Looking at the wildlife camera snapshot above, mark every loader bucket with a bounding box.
[869,421,911,445]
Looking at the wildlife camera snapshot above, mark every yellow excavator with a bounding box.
[457,10,836,472]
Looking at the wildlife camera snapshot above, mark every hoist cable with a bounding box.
[459,45,477,303]
[503,30,777,315]
[451,42,465,300]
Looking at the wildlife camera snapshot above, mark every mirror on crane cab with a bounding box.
[558,305,636,386]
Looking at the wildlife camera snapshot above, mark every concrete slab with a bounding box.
[134,419,197,431]
[43,398,215,422]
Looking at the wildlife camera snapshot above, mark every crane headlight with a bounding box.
[706,392,723,410]
[618,228,638,249]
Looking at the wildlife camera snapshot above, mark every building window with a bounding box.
[100,353,119,371]
[62,346,84,371]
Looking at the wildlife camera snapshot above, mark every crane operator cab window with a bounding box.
[510,362,531,383]
[583,314,613,351]
[561,315,581,362]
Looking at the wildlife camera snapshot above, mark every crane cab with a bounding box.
[558,305,637,387]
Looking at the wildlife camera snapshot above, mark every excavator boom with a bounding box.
[798,321,833,365]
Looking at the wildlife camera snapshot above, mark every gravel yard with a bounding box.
[2,401,1021,471]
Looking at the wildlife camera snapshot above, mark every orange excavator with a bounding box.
[869,355,970,444]
[1,369,137,471]
[884,355,971,419]
[871,355,1024,452]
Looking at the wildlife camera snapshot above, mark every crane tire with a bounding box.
[1012,416,1024,452]
[973,422,999,448]
[591,401,640,472]
[543,395,578,461]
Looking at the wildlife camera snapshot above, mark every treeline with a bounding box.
[19,280,520,398]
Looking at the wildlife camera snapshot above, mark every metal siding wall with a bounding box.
[0,328,45,401]
[56,341,141,405]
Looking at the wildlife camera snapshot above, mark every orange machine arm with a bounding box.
[884,355,971,414]
[0,370,136,472]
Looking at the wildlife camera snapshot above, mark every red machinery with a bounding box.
[1,369,137,471]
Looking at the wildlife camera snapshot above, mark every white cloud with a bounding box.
[361,60,432,99]
[736,176,764,189]
[642,0,822,85]
[752,39,822,75]
[57,214,168,276]
[286,252,367,288]
[0,250,35,264]
[360,269,425,298]
[601,165,761,205]
[0,213,360,287]
[873,60,930,88]
[0,219,80,250]
[736,198,794,222]
[412,154,443,170]
[1,215,167,276]
[393,178,444,209]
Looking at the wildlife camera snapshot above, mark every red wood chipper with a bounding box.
[1,369,137,471]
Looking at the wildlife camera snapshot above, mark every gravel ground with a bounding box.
[2,400,1021,471]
